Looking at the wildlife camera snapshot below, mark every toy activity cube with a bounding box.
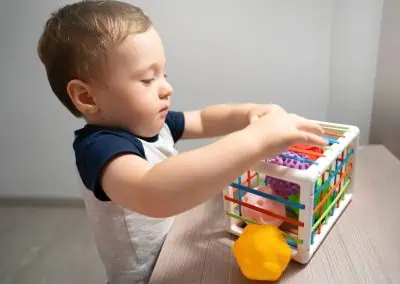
[223,121,360,264]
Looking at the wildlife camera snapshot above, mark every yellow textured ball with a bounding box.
[232,224,291,281]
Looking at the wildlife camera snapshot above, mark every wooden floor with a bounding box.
[0,205,106,284]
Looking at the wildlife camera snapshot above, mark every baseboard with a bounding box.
[0,197,85,207]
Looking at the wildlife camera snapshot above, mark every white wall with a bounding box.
[370,0,400,159]
[0,0,85,199]
[0,0,332,199]
[328,0,384,144]
[136,0,332,151]
[0,0,383,199]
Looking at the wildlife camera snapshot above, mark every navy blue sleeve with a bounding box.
[165,111,185,143]
[73,131,145,201]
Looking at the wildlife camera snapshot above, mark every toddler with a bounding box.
[37,1,326,283]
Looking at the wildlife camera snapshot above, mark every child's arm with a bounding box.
[182,103,284,139]
[102,111,327,218]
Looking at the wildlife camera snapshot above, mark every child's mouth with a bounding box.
[159,107,169,115]
[160,106,169,113]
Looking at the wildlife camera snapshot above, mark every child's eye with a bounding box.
[141,78,155,85]
[141,74,168,85]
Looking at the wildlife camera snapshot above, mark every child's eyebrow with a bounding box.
[133,63,157,76]
[132,61,167,76]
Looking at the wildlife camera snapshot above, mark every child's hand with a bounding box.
[245,111,327,159]
[248,104,286,123]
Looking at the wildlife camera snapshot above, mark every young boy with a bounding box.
[37,1,326,283]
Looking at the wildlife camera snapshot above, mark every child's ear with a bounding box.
[66,79,98,115]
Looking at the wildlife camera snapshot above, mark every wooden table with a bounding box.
[149,145,400,284]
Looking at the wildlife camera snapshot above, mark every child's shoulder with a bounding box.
[72,110,185,201]
[73,124,147,201]
[73,124,147,161]
[164,110,185,143]
[73,110,184,148]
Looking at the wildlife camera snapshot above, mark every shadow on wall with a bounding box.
[370,0,400,160]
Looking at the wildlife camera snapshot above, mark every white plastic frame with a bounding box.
[223,120,360,264]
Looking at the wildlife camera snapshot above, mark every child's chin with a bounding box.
[148,122,164,135]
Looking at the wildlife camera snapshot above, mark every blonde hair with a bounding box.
[37,0,152,117]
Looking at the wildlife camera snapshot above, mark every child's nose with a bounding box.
[160,79,173,99]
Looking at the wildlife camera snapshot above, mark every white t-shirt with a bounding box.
[73,111,185,284]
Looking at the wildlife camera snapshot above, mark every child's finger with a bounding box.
[300,132,328,146]
[294,117,324,134]
[249,114,260,123]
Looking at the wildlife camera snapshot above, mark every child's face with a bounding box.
[91,27,173,137]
